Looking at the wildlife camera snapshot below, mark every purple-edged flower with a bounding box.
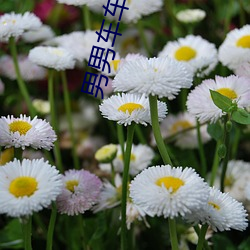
[56,169,102,216]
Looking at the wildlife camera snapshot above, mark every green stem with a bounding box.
[231,126,240,159]
[136,20,151,57]
[196,120,207,179]
[196,224,209,250]
[168,218,179,250]
[82,5,91,30]
[61,71,80,169]
[21,216,32,250]
[46,203,57,250]
[117,124,125,156]
[209,141,221,186]
[121,124,135,250]
[135,125,147,144]
[111,161,116,186]
[9,37,36,117]
[194,226,211,250]
[78,215,88,250]
[14,148,23,160]
[48,70,63,172]
[238,0,246,26]
[220,116,231,192]
[149,95,172,165]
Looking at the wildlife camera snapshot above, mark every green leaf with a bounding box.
[209,89,234,112]
[207,122,223,141]
[238,237,250,250]
[232,109,250,125]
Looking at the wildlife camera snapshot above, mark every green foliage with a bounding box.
[207,122,223,141]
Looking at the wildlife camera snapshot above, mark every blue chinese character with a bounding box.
[103,0,129,21]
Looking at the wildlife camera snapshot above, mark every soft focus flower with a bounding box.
[235,62,250,77]
[151,112,211,149]
[0,148,14,166]
[105,0,163,24]
[113,57,193,99]
[0,114,57,150]
[95,144,117,163]
[218,25,250,70]
[56,169,102,215]
[99,144,155,176]
[51,31,112,62]
[99,93,167,126]
[187,75,250,123]
[158,35,217,77]
[28,46,75,71]
[0,55,47,81]
[176,9,206,23]
[32,99,50,115]
[93,174,122,212]
[0,12,41,42]
[22,24,55,43]
[0,158,62,217]
[56,0,102,7]
[130,165,209,218]
[186,187,248,232]
[213,160,250,202]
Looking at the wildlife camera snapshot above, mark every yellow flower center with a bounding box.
[66,180,79,192]
[236,35,250,48]
[9,121,32,135]
[2,19,16,25]
[171,120,192,134]
[224,176,234,187]
[118,103,144,114]
[51,48,64,56]
[155,176,184,193]
[118,153,136,161]
[110,60,121,71]
[216,88,237,99]
[174,46,197,61]
[208,201,220,210]
[9,177,38,197]
[0,148,14,166]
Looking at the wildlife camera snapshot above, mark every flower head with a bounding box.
[186,187,248,232]
[0,55,47,81]
[176,9,206,23]
[95,144,118,163]
[0,114,57,150]
[218,24,250,70]
[130,165,209,218]
[187,75,250,123]
[99,144,155,176]
[0,12,41,42]
[28,46,75,71]
[99,93,167,126]
[158,35,217,77]
[0,158,62,217]
[113,57,193,99]
[151,112,210,149]
[56,0,102,7]
[56,169,102,216]
[22,24,55,43]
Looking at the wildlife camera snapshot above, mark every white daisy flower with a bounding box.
[176,9,206,23]
[130,165,209,219]
[187,75,250,123]
[32,99,50,115]
[0,114,57,150]
[186,187,248,232]
[158,35,218,77]
[93,174,122,212]
[99,93,167,126]
[0,12,41,42]
[0,55,47,81]
[218,25,250,70]
[99,144,155,176]
[151,112,210,149]
[56,0,103,7]
[213,160,250,202]
[105,0,163,23]
[22,24,55,43]
[0,158,62,217]
[113,57,193,99]
[28,46,75,71]
[51,31,112,63]
[235,62,250,78]
[245,184,250,201]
